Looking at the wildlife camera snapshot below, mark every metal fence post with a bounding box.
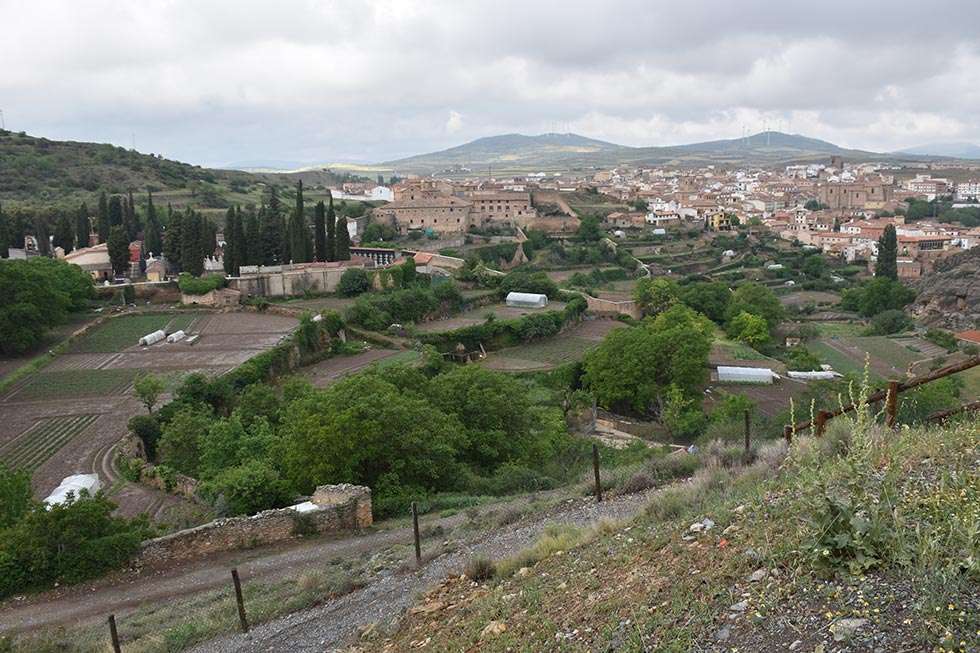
[592,443,602,503]
[107,614,122,653]
[411,501,422,567]
[231,568,249,633]
[743,409,751,453]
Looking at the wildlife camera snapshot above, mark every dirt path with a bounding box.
[0,488,654,651]
[191,491,654,653]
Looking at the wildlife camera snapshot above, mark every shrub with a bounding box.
[867,309,910,335]
[128,414,162,460]
[463,556,497,581]
[338,268,371,297]
[177,272,224,295]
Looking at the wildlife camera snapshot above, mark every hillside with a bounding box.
[381,131,932,175]
[370,417,979,652]
[912,246,980,329]
[0,129,261,206]
[897,142,980,159]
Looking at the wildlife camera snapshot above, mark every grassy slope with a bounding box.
[371,417,979,652]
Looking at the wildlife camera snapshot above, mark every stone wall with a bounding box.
[585,295,641,319]
[135,484,372,568]
[230,262,367,298]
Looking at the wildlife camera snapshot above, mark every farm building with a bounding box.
[716,366,777,384]
[505,292,549,309]
[44,474,101,507]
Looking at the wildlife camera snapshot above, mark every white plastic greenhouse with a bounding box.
[716,366,776,384]
[505,292,549,309]
[44,474,102,507]
[787,370,841,381]
[139,329,166,346]
[166,330,186,343]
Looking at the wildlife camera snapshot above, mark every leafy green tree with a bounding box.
[338,268,371,296]
[157,405,214,477]
[583,304,712,413]
[426,366,534,470]
[128,414,162,461]
[875,224,898,280]
[0,466,32,529]
[661,384,706,438]
[728,311,770,348]
[726,282,784,329]
[313,200,327,261]
[0,492,150,599]
[74,203,90,251]
[801,254,826,277]
[867,309,911,335]
[576,215,603,242]
[499,269,559,298]
[840,277,915,317]
[200,460,293,516]
[679,281,730,323]
[134,373,165,413]
[278,374,464,495]
[0,203,9,258]
[785,346,822,371]
[325,195,337,261]
[53,211,75,254]
[107,225,130,276]
[97,191,109,243]
[335,215,351,260]
[634,277,680,317]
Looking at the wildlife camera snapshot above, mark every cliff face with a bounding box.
[911,247,980,329]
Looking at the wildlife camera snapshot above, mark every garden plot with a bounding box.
[415,302,567,334]
[809,336,921,379]
[69,313,199,353]
[5,368,140,401]
[0,414,99,472]
[301,348,407,388]
[481,319,624,371]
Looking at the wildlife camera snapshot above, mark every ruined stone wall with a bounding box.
[585,295,641,319]
[135,485,372,568]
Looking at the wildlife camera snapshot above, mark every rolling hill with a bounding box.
[380,130,944,174]
[896,141,980,159]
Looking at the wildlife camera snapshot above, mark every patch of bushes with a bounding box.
[177,272,225,295]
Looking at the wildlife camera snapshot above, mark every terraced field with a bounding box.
[6,368,141,401]
[0,414,99,472]
[70,313,199,353]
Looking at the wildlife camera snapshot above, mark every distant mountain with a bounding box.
[380,131,900,174]
[896,142,980,159]
[220,159,314,172]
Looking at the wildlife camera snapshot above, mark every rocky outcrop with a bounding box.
[911,247,980,329]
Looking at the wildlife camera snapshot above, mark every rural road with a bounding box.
[0,487,656,652]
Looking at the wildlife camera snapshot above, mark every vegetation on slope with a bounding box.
[373,413,978,652]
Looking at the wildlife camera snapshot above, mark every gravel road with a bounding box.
[191,489,654,653]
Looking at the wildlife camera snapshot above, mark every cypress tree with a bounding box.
[163,205,183,268]
[144,192,161,256]
[244,206,260,266]
[313,200,327,261]
[0,203,10,258]
[223,207,237,275]
[181,210,204,276]
[108,195,123,229]
[279,211,290,264]
[325,194,336,261]
[97,191,110,243]
[107,225,130,276]
[128,189,140,235]
[200,214,215,261]
[335,215,351,260]
[258,205,279,265]
[53,211,75,253]
[232,206,244,273]
[34,217,51,256]
[876,224,898,280]
[74,203,90,250]
[288,180,312,263]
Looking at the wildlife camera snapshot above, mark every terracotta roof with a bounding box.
[954,330,980,344]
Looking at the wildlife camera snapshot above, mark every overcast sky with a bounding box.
[3,0,979,167]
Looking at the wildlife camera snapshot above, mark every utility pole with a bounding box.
[0,109,5,130]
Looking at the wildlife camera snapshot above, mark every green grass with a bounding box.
[70,314,194,353]
[0,414,98,471]
[808,341,866,376]
[370,350,421,369]
[813,321,866,338]
[11,368,141,400]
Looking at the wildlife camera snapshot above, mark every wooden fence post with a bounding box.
[107,614,122,653]
[743,410,751,454]
[592,443,602,503]
[814,410,829,437]
[885,380,899,429]
[231,568,249,633]
[783,424,793,443]
[411,501,422,567]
